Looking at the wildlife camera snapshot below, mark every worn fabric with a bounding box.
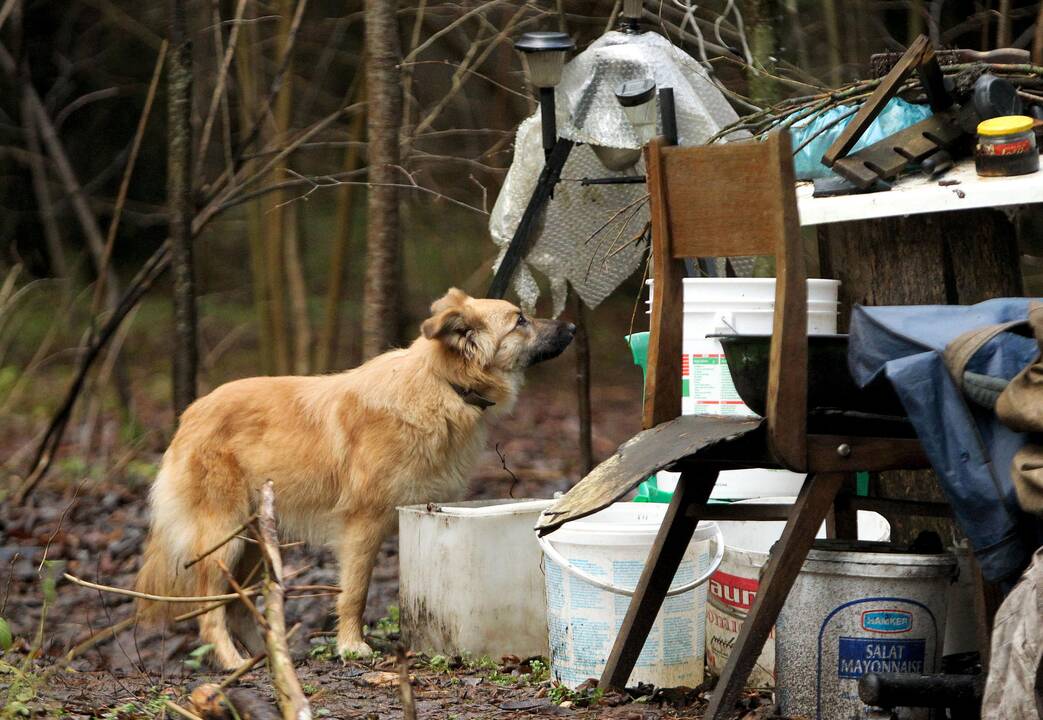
[994,303,1043,514]
[848,299,1043,584]
[982,546,1043,719]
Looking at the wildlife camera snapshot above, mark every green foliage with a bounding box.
[99,690,173,720]
[0,564,62,718]
[423,654,452,674]
[526,658,549,684]
[0,619,11,652]
[308,639,338,661]
[183,643,215,670]
[548,683,604,707]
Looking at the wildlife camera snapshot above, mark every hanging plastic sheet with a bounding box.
[489,30,741,315]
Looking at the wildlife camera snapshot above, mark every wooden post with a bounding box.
[569,291,594,475]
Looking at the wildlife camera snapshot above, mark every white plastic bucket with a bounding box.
[399,499,554,658]
[646,278,839,500]
[775,545,956,720]
[706,498,890,689]
[538,503,724,689]
[647,277,840,304]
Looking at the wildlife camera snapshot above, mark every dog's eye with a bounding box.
[516,315,528,328]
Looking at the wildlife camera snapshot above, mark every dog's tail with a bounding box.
[134,463,204,623]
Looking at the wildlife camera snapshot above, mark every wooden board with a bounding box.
[534,414,763,535]
[798,159,1043,227]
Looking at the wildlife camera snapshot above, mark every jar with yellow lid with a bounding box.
[975,115,1039,177]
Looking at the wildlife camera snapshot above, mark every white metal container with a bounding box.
[775,544,956,720]
[706,498,890,689]
[399,499,553,658]
[538,503,723,689]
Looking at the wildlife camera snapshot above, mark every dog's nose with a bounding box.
[564,322,576,334]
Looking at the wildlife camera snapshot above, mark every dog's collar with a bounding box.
[450,383,495,410]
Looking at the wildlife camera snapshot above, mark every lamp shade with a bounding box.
[622,0,643,20]
[615,78,657,144]
[515,31,574,88]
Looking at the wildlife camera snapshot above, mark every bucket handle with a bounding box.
[536,522,724,597]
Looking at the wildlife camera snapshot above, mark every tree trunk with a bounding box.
[168,0,198,418]
[317,94,366,373]
[362,0,403,360]
[819,209,1023,545]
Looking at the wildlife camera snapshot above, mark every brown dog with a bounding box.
[134,289,574,669]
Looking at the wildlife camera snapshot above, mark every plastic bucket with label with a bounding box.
[538,503,723,689]
[706,498,891,688]
[637,278,839,500]
[775,543,956,720]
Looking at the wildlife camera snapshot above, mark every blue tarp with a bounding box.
[788,98,934,180]
[849,299,1043,585]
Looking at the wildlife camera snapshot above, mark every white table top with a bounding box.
[796,158,1043,226]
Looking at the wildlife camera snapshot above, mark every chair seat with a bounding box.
[535,414,762,535]
[535,410,920,535]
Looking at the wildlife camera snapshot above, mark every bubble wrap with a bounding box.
[489,30,742,315]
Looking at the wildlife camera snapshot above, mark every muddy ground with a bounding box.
[1,376,775,719]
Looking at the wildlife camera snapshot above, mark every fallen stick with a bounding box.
[396,645,417,720]
[216,558,268,629]
[165,700,206,720]
[63,573,256,603]
[185,514,259,569]
[190,683,280,720]
[219,624,301,690]
[257,481,312,720]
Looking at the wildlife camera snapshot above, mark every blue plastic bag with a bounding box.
[788,98,933,180]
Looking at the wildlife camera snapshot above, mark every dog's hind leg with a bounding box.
[226,543,267,658]
[335,512,394,659]
[192,531,249,669]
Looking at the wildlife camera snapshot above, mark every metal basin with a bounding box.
[711,334,905,417]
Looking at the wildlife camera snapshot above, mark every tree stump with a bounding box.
[818,207,1023,545]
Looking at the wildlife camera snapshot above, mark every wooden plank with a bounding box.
[686,503,790,521]
[797,159,1043,227]
[535,414,762,535]
[807,435,929,472]
[643,138,687,429]
[821,35,928,167]
[841,495,952,519]
[600,469,718,690]
[765,129,808,471]
[705,472,844,720]
[661,140,788,259]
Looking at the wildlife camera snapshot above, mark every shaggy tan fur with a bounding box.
[135,289,574,669]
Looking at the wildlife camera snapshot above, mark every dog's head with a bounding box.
[420,288,575,375]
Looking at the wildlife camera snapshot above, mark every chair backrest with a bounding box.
[643,129,808,470]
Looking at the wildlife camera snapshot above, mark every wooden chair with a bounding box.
[536,130,935,719]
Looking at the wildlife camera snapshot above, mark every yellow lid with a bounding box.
[977,115,1034,137]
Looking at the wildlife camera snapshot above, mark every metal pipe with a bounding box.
[660,87,678,146]
[540,86,557,157]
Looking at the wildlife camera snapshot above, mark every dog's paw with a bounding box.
[337,639,374,662]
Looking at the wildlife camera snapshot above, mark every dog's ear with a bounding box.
[428,287,470,315]
[421,291,481,355]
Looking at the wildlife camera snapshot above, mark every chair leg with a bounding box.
[599,468,718,690]
[826,474,859,540]
[704,472,844,720]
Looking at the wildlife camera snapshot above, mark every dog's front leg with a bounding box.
[335,512,394,659]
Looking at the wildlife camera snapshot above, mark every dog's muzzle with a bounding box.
[526,320,576,366]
